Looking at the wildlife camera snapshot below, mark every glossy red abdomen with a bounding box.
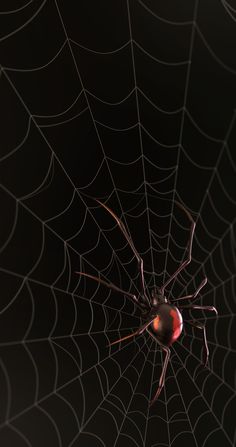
[151,304,183,346]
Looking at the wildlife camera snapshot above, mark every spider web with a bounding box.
[0,1,236,446]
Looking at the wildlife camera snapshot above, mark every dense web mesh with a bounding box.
[0,1,236,446]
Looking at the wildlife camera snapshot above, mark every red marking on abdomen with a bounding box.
[152,316,160,332]
[170,308,183,342]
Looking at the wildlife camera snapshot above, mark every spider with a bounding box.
[76,199,217,406]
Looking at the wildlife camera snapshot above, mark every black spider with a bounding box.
[76,200,217,406]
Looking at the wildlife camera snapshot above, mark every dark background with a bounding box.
[0,1,235,446]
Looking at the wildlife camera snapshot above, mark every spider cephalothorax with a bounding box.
[151,287,168,305]
[76,199,217,406]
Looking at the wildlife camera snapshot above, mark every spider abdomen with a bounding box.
[151,304,183,346]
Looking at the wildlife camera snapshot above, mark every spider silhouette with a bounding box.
[76,200,217,406]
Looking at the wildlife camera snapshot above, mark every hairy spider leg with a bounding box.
[172,277,207,303]
[75,271,146,312]
[185,320,209,366]
[160,201,196,295]
[147,327,171,406]
[96,199,150,307]
[108,318,155,346]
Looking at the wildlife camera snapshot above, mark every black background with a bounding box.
[0,1,235,446]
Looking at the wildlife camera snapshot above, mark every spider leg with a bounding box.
[178,304,218,315]
[172,277,207,303]
[108,318,155,347]
[160,201,196,295]
[185,320,209,366]
[75,272,146,312]
[96,199,150,307]
[146,332,170,406]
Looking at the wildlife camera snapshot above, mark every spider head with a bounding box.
[151,288,168,306]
